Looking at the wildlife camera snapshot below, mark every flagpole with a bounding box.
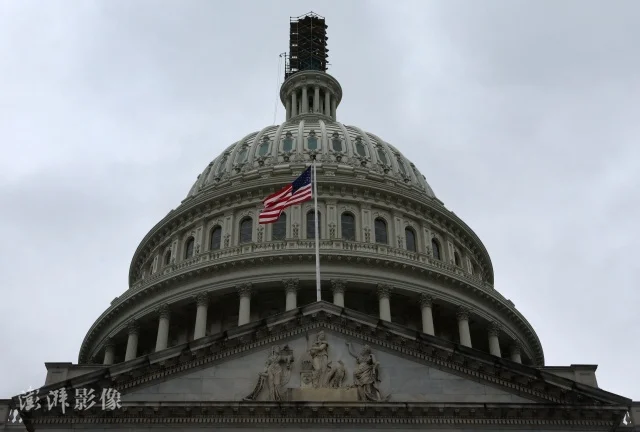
[313,159,321,302]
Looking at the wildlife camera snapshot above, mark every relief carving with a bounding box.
[244,345,294,401]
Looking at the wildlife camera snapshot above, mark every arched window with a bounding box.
[257,136,270,156]
[306,210,321,239]
[331,132,343,152]
[354,137,366,157]
[341,212,356,241]
[148,263,154,276]
[239,217,253,244]
[405,228,416,252]
[163,250,172,266]
[236,145,248,163]
[184,237,195,259]
[431,239,441,260]
[272,212,287,241]
[216,154,228,175]
[282,131,294,152]
[307,130,318,150]
[377,147,389,165]
[210,226,222,250]
[374,218,388,244]
[396,157,407,176]
[454,251,461,267]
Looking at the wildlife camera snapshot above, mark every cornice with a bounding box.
[82,241,541,365]
[128,171,494,286]
[21,402,625,429]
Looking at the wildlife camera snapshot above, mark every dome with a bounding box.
[78,70,544,370]
[184,118,436,201]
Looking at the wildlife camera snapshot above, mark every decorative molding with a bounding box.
[127,320,139,335]
[419,293,433,308]
[488,321,501,337]
[330,279,346,294]
[237,283,252,298]
[195,292,209,307]
[376,284,391,299]
[156,304,170,320]
[282,278,299,294]
[456,307,470,322]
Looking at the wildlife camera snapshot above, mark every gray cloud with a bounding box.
[1,0,638,400]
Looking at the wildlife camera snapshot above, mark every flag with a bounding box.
[259,166,313,224]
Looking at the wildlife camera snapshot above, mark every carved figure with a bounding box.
[244,345,294,401]
[346,342,388,401]
[308,331,329,388]
[326,360,347,388]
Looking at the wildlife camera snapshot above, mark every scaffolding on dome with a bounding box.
[284,11,329,79]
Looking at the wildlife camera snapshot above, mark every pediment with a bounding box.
[123,329,533,404]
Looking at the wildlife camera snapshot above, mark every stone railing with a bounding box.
[130,240,486,294]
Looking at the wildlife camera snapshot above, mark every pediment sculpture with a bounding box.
[243,345,294,402]
[243,333,387,402]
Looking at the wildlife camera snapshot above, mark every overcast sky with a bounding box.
[1,0,638,401]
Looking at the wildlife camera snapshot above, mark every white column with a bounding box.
[456,307,472,348]
[124,321,139,362]
[488,321,502,357]
[324,92,331,116]
[313,86,320,112]
[155,304,171,352]
[286,98,291,120]
[510,341,522,364]
[291,91,298,117]
[283,278,299,311]
[377,284,392,322]
[301,86,308,113]
[238,283,252,326]
[193,293,209,340]
[331,279,345,307]
[330,98,337,119]
[103,338,115,365]
[419,294,435,336]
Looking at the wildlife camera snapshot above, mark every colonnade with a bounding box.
[286,85,336,119]
[104,281,523,366]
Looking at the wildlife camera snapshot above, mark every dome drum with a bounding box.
[279,71,342,120]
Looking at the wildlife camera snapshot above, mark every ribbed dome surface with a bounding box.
[185,117,435,200]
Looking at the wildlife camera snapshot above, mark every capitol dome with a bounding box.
[76,66,544,369]
[10,12,638,431]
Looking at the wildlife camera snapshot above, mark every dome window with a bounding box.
[377,147,389,165]
[396,157,408,176]
[331,132,343,152]
[431,239,441,260]
[258,136,270,156]
[236,146,249,163]
[239,217,253,244]
[341,212,356,241]
[307,130,319,150]
[216,154,228,175]
[454,251,462,267]
[184,237,195,259]
[210,226,222,251]
[163,249,172,266]
[306,210,321,238]
[354,137,367,157]
[405,227,416,252]
[374,218,388,244]
[282,131,294,152]
[272,212,287,240]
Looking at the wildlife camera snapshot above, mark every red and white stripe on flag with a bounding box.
[258,181,313,224]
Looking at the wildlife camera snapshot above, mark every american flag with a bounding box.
[259,166,313,224]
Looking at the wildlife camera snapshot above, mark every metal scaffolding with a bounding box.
[285,11,329,79]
